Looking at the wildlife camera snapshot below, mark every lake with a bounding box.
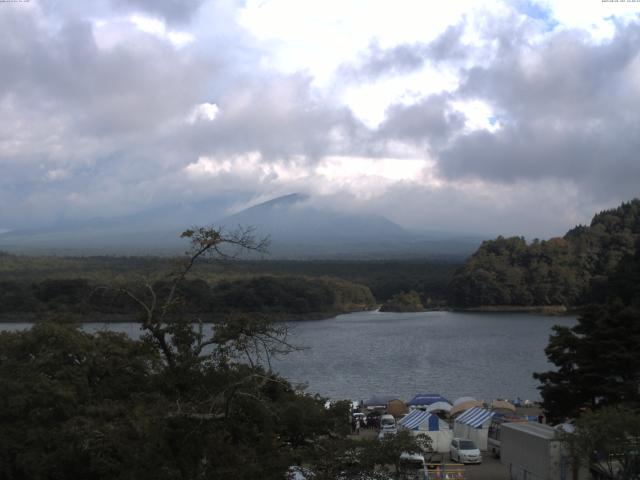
[0,310,576,403]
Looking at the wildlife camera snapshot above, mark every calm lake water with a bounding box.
[0,310,576,403]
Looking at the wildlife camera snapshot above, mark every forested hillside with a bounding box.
[0,275,375,321]
[448,199,640,307]
[0,254,459,320]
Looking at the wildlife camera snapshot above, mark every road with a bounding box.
[464,455,508,480]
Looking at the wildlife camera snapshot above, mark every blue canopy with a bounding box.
[407,393,449,406]
[455,407,495,428]
[399,410,441,431]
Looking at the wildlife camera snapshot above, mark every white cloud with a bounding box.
[129,14,195,47]
[341,69,459,128]
[450,99,501,133]
[238,0,502,85]
[45,169,71,182]
[185,153,311,184]
[186,103,219,124]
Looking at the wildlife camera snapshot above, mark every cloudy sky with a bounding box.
[1,0,639,238]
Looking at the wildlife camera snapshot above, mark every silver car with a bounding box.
[449,437,482,464]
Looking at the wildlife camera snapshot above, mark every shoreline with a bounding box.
[452,305,577,316]
[0,304,579,323]
[379,304,578,316]
[0,306,377,324]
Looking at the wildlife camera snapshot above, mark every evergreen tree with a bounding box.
[534,241,640,422]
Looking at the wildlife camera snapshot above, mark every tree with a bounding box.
[561,407,640,480]
[380,290,424,312]
[113,225,271,371]
[534,241,640,422]
[0,322,162,479]
[361,431,432,477]
[449,199,640,308]
[0,226,361,480]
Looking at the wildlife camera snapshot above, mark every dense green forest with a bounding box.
[534,237,640,421]
[532,238,640,477]
[0,227,432,479]
[448,199,640,307]
[0,274,375,321]
[4,199,640,315]
[0,253,458,320]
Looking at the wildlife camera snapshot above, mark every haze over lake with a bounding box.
[1,311,575,403]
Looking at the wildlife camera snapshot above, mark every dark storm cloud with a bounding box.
[0,4,374,227]
[342,11,640,203]
[377,94,466,149]
[0,9,206,135]
[337,22,467,83]
[2,1,639,237]
[436,19,640,201]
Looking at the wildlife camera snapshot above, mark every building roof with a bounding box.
[454,407,495,428]
[502,422,558,440]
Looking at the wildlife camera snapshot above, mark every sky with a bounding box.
[1,0,639,238]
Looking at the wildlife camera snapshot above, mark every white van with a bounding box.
[380,414,396,431]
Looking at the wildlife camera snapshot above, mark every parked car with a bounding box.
[449,438,482,464]
[352,412,366,421]
[380,414,396,430]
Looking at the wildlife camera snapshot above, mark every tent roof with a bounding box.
[399,410,443,431]
[364,395,401,407]
[407,393,449,406]
[453,396,477,406]
[450,400,484,416]
[491,400,516,412]
[426,401,453,413]
[455,407,495,428]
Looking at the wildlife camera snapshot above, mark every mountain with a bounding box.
[220,193,406,242]
[0,193,482,258]
[216,194,482,259]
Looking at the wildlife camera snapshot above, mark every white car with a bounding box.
[449,437,482,464]
[380,414,396,430]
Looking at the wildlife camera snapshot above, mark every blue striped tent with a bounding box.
[453,407,495,450]
[455,407,495,428]
[399,409,453,453]
[399,409,441,431]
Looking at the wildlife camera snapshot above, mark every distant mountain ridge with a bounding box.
[0,193,482,258]
[220,193,408,242]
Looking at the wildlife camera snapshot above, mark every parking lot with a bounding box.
[463,455,508,480]
[349,430,509,479]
